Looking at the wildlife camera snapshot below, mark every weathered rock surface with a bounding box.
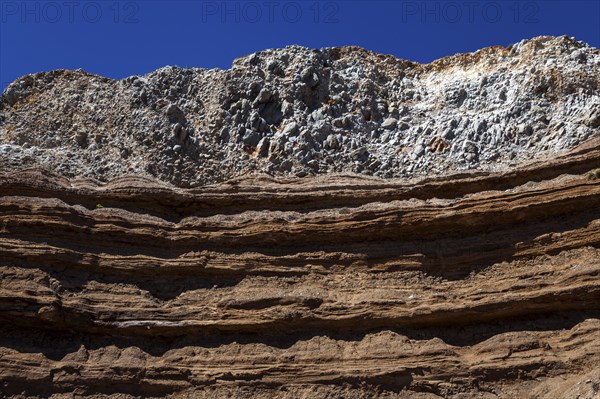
[1,35,600,398]
[1,137,600,398]
[1,35,599,186]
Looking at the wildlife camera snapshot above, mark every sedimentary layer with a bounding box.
[1,138,599,398]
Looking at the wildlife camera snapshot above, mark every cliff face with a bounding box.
[1,36,600,398]
[1,35,599,186]
[1,138,599,398]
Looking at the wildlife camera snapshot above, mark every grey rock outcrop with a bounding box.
[0,35,598,186]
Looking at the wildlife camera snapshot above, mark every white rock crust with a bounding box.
[0,35,599,186]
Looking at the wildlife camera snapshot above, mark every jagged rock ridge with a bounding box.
[1,35,599,186]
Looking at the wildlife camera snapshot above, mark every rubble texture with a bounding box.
[0,35,600,398]
[1,35,599,186]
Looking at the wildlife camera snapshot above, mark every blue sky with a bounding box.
[1,0,599,91]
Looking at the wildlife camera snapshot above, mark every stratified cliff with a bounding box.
[0,36,599,398]
[1,137,599,398]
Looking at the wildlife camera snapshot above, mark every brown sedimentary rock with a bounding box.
[1,138,599,398]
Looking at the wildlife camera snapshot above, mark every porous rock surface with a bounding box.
[0,36,600,398]
[0,35,599,186]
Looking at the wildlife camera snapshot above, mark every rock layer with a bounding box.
[1,137,599,398]
[1,35,599,186]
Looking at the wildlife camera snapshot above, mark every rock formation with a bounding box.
[0,35,599,398]
[1,35,598,186]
